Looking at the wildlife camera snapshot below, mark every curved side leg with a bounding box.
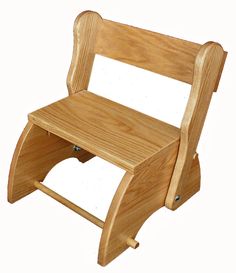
[98,142,179,266]
[8,122,94,203]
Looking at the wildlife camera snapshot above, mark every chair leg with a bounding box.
[8,122,94,203]
[166,153,201,210]
[182,153,201,203]
[98,142,179,266]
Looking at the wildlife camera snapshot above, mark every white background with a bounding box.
[0,0,235,272]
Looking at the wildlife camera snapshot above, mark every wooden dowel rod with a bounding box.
[34,181,139,248]
[34,181,104,228]
[126,237,140,249]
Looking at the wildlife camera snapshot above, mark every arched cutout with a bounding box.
[8,122,94,203]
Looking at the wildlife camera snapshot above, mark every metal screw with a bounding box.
[175,195,181,202]
[73,145,81,152]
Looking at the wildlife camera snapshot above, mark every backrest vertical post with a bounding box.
[165,42,226,210]
[67,11,102,95]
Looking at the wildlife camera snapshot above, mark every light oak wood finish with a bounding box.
[34,180,139,248]
[34,180,105,228]
[98,140,179,265]
[180,153,201,205]
[8,10,227,266]
[95,19,201,84]
[29,90,180,174]
[165,42,226,210]
[8,122,94,203]
[67,11,102,95]
[126,238,139,249]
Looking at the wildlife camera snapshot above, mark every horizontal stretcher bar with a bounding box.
[34,181,139,249]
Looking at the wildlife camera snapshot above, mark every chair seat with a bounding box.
[29,90,180,173]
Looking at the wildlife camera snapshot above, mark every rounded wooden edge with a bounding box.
[73,10,103,29]
[8,122,33,203]
[98,172,132,265]
[194,41,225,73]
[67,10,103,95]
[8,123,84,203]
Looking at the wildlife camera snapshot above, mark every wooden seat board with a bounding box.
[29,90,180,173]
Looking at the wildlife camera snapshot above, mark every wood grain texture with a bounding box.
[214,51,228,92]
[8,10,227,266]
[175,152,201,207]
[95,19,201,84]
[67,11,102,95]
[77,148,95,163]
[8,122,94,203]
[165,42,226,210]
[98,140,179,266]
[29,91,180,174]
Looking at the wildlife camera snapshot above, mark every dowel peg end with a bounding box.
[127,237,139,249]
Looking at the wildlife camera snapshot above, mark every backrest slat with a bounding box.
[95,19,201,84]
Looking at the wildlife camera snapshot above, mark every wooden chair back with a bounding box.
[67,11,226,94]
[67,11,227,210]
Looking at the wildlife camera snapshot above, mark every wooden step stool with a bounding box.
[8,11,227,266]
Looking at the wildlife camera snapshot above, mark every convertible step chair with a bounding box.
[8,11,227,266]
